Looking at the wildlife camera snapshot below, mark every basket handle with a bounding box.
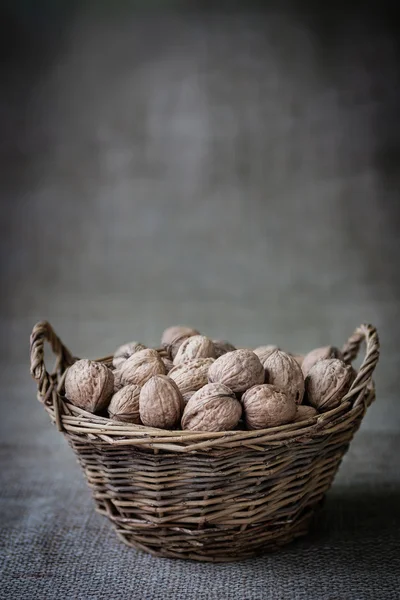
[341,323,380,408]
[30,321,75,429]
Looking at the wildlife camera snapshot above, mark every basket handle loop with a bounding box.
[30,321,75,430]
[341,323,380,408]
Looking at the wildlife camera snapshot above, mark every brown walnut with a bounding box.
[113,369,124,392]
[305,358,355,412]
[213,340,236,358]
[208,349,265,393]
[173,335,216,365]
[253,345,279,363]
[262,349,305,405]
[301,346,344,376]
[242,384,297,429]
[294,405,318,422]
[161,325,200,359]
[181,383,242,432]
[168,358,214,395]
[64,359,114,413]
[120,348,165,386]
[112,341,147,369]
[291,354,305,367]
[139,375,184,429]
[182,390,196,404]
[162,357,174,373]
[108,385,141,423]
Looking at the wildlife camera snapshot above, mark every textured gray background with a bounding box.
[1,4,400,599]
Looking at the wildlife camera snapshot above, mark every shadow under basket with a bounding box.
[30,323,379,562]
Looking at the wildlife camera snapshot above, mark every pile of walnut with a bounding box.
[64,326,355,432]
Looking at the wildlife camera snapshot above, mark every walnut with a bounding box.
[305,359,355,412]
[108,385,141,423]
[113,369,124,392]
[301,346,344,376]
[120,348,165,386]
[208,349,265,393]
[181,383,242,432]
[168,358,214,395]
[139,375,184,429]
[262,349,304,405]
[253,345,279,363]
[64,359,114,413]
[173,335,216,365]
[161,325,200,359]
[182,390,196,404]
[293,405,318,422]
[162,357,174,373]
[112,341,147,369]
[156,346,171,359]
[213,340,236,358]
[291,354,305,367]
[242,384,297,429]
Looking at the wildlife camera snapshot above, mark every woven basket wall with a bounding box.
[30,322,379,562]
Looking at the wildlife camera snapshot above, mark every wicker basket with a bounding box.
[30,322,379,562]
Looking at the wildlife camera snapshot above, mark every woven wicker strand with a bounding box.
[30,322,379,561]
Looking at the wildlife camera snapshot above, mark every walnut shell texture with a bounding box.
[108,384,141,423]
[182,383,242,432]
[157,346,172,359]
[112,341,147,369]
[173,335,216,365]
[253,345,279,363]
[213,340,236,358]
[262,349,305,405]
[292,354,305,367]
[113,369,124,392]
[301,346,344,376]
[182,391,196,404]
[294,405,318,422]
[162,357,174,373]
[65,359,114,413]
[120,349,166,386]
[139,375,184,429]
[305,358,355,412]
[161,325,200,359]
[242,384,297,429]
[208,349,265,393]
[168,358,214,395]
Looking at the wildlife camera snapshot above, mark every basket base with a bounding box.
[98,504,319,562]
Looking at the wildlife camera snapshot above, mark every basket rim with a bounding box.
[61,389,371,435]
[38,387,374,452]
